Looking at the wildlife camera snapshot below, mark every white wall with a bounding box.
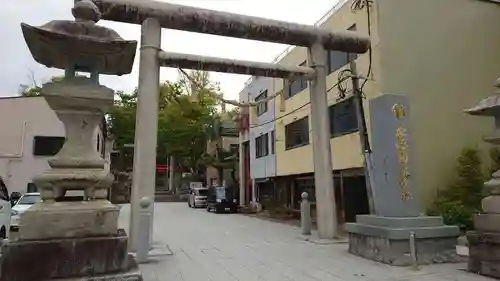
[247,77,277,180]
[0,96,107,195]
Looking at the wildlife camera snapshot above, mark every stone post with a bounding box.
[3,1,142,279]
[301,192,312,235]
[307,41,339,239]
[465,79,500,278]
[238,134,246,207]
[136,196,152,264]
[129,17,161,252]
[169,155,176,193]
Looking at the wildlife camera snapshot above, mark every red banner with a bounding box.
[156,165,184,173]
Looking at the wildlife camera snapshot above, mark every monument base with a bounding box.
[345,215,462,266]
[467,231,500,278]
[18,200,119,240]
[0,229,141,281]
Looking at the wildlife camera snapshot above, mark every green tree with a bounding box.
[489,147,500,176]
[20,75,67,97]
[109,70,221,180]
[428,147,485,230]
[157,80,218,176]
[20,85,42,97]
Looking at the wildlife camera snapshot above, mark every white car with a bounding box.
[0,178,11,239]
[188,187,209,208]
[10,193,41,231]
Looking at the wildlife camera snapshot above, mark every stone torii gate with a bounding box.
[92,0,370,249]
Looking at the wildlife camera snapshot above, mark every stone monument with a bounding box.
[345,93,461,266]
[0,1,142,280]
[465,79,500,278]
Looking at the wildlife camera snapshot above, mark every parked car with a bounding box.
[206,186,238,213]
[10,192,41,231]
[188,187,209,208]
[0,178,11,238]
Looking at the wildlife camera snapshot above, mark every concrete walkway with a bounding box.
[118,203,493,281]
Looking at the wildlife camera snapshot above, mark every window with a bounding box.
[255,133,269,158]
[255,90,268,116]
[197,189,209,196]
[285,61,308,99]
[327,24,358,74]
[329,97,359,137]
[33,136,65,156]
[285,117,310,150]
[270,130,275,154]
[327,50,347,74]
[293,177,316,209]
[97,134,100,152]
[17,194,41,205]
[27,182,38,193]
[215,187,227,198]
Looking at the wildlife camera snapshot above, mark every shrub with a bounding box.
[489,147,500,176]
[428,195,478,230]
[428,147,485,231]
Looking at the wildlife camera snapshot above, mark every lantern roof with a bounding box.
[21,0,137,75]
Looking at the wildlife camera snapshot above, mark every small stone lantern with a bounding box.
[0,1,142,280]
[465,78,500,279]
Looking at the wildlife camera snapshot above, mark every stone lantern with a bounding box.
[465,78,500,279]
[0,1,142,280]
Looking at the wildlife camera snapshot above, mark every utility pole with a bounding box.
[350,61,375,214]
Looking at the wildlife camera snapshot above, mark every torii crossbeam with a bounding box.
[93,0,369,53]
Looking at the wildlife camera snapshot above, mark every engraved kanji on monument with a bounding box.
[345,94,460,266]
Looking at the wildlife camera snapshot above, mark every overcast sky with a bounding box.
[2,0,340,100]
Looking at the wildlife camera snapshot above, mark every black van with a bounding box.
[206,186,238,213]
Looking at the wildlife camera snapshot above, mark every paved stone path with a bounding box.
[118,203,493,281]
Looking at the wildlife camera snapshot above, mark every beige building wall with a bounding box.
[275,0,379,176]
[274,0,500,208]
[0,96,107,195]
[205,136,239,186]
[376,0,500,206]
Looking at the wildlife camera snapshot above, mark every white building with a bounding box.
[0,96,110,195]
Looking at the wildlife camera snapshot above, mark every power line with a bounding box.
[178,68,284,108]
[177,0,374,111]
[179,0,374,127]
[351,0,374,92]
[249,76,352,129]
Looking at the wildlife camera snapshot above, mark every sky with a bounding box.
[1,0,340,101]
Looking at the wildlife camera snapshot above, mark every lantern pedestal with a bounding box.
[0,0,141,279]
[466,176,500,278]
